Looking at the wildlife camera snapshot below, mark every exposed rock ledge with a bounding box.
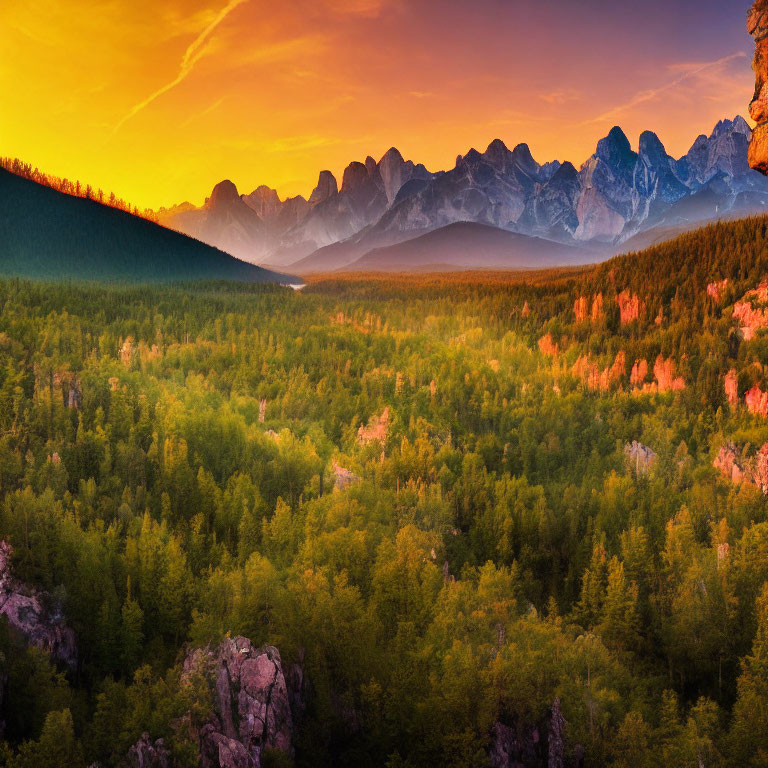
[489,698,583,768]
[182,636,294,768]
[0,540,76,668]
[749,1,768,173]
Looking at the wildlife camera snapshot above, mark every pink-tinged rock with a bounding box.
[0,541,76,668]
[653,356,685,392]
[734,280,768,340]
[572,351,624,392]
[332,462,360,490]
[358,407,390,445]
[713,441,768,494]
[707,279,730,302]
[183,637,293,768]
[750,1,768,173]
[538,334,558,357]
[574,296,588,323]
[120,337,135,367]
[574,294,604,324]
[714,443,745,485]
[198,727,253,768]
[630,359,648,387]
[725,369,739,407]
[126,733,171,768]
[591,293,604,322]
[746,385,768,416]
[755,444,768,492]
[617,291,643,325]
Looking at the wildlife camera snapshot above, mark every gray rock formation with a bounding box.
[182,637,293,768]
[124,733,171,768]
[489,698,581,768]
[308,170,339,207]
[0,540,76,668]
[160,116,768,271]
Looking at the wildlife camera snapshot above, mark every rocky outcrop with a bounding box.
[749,1,768,174]
[707,279,729,302]
[653,356,686,393]
[538,334,559,358]
[358,407,390,445]
[714,442,768,493]
[573,294,604,323]
[332,461,360,490]
[617,291,643,325]
[124,733,171,768]
[0,541,76,668]
[630,359,648,387]
[733,280,768,340]
[725,369,739,407]
[489,698,580,768]
[182,637,293,768]
[746,385,768,417]
[631,356,685,394]
[572,351,625,392]
[625,441,657,475]
[573,296,588,323]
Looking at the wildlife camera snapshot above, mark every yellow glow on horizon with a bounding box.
[0,0,754,211]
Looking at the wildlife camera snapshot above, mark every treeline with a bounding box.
[0,157,157,222]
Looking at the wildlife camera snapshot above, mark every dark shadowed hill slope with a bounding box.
[0,169,296,283]
[343,221,602,272]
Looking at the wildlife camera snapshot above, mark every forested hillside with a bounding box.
[1,215,768,766]
[0,169,293,284]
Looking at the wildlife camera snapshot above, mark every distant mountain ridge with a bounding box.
[158,117,768,272]
[0,169,296,284]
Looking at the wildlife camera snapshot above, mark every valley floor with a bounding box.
[2,221,768,767]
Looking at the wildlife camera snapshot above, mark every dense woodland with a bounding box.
[3,216,768,766]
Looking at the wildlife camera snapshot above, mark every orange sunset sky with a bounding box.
[0,0,757,210]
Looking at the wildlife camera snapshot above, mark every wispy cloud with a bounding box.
[179,96,228,129]
[113,0,250,134]
[539,88,582,105]
[580,52,748,127]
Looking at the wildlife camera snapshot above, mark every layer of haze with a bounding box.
[0,0,755,210]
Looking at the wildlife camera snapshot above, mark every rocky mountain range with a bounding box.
[159,116,768,272]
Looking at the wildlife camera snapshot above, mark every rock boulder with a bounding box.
[0,540,76,668]
[183,637,293,768]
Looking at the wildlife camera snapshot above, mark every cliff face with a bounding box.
[0,540,76,669]
[749,1,768,173]
[182,637,294,768]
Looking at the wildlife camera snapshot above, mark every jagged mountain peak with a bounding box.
[550,160,578,182]
[380,147,405,165]
[638,131,667,158]
[341,161,370,193]
[713,116,751,138]
[160,115,768,270]
[511,143,540,175]
[309,170,338,206]
[248,184,281,201]
[461,148,484,165]
[208,179,240,207]
[596,126,636,165]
